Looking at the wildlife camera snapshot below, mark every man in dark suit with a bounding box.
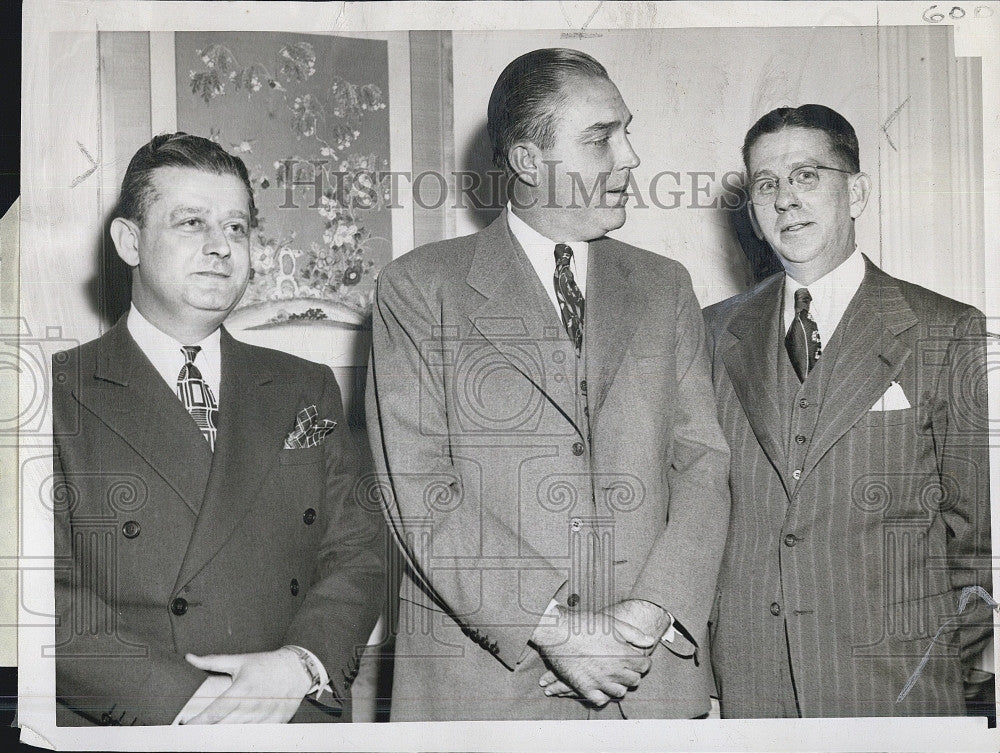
[52,133,384,726]
[366,48,730,721]
[704,105,992,717]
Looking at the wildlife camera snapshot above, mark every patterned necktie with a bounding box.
[176,345,219,451]
[785,287,822,382]
[554,243,585,353]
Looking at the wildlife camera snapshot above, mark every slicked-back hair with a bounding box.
[743,104,861,174]
[117,132,256,226]
[487,48,609,171]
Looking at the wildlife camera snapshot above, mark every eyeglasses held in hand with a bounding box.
[748,165,854,205]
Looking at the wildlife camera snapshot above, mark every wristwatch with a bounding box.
[282,645,323,694]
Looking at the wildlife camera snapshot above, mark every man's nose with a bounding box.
[618,137,640,171]
[773,178,800,211]
[203,226,232,256]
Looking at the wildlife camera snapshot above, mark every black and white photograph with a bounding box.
[8,1,1000,750]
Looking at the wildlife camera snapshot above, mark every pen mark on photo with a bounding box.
[881,96,911,152]
[897,585,997,703]
[70,141,99,188]
[559,0,604,31]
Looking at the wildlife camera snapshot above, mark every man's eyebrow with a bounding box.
[168,206,249,221]
[168,205,209,220]
[580,113,633,136]
[752,160,824,178]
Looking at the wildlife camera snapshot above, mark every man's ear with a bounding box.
[507,141,541,187]
[849,172,871,220]
[747,202,764,241]
[109,217,141,267]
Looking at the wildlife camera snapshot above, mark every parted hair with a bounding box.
[487,48,609,171]
[743,104,861,173]
[117,132,256,225]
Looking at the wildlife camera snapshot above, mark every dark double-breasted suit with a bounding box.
[366,212,731,721]
[52,318,384,726]
[704,258,992,717]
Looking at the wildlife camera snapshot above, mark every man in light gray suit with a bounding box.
[704,105,992,717]
[367,48,730,720]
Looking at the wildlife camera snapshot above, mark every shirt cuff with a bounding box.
[658,612,677,646]
[519,595,566,665]
[283,645,331,701]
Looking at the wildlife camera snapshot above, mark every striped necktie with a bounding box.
[785,287,822,382]
[554,243,585,353]
[176,345,219,450]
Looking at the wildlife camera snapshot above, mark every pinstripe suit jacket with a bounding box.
[367,211,730,720]
[703,258,992,717]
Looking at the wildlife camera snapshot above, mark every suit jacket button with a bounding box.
[770,601,781,616]
[303,508,317,525]
[121,520,140,539]
[572,442,585,456]
[170,597,188,616]
[784,534,798,547]
[567,593,580,608]
[792,469,802,480]
[579,379,587,394]
[290,579,300,596]
[798,399,809,409]
[795,434,807,445]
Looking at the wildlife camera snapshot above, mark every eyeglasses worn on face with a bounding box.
[749,165,854,205]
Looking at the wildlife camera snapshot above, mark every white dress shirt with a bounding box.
[782,250,866,342]
[506,204,588,315]
[127,305,221,402]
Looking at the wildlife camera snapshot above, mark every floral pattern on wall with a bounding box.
[176,32,392,330]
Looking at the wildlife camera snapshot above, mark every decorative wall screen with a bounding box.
[176,32,392,332]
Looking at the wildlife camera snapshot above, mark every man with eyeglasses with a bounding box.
[703,105,991,717]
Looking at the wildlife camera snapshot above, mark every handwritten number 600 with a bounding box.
[923,5,995,22]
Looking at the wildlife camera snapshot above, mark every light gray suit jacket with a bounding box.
[704,259,992,717]
[367,212,730,720]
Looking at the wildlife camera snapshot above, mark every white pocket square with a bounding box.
[870,381,911,411]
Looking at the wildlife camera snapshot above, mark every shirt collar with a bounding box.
[783,250,866,336]
[126,305,222,396]
[505,203,588,296]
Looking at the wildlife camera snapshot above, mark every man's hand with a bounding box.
[603,599,671,644]
[182,649,313,724]
[538,599,666,699]
[530,605,654,707]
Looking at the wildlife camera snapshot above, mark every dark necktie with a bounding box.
[554,243,585,353]
[785,287,822,382]
[177,345,219,450]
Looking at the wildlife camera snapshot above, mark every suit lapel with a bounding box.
[719,274,792,493]
[74,318,212,516]
[586,239,643,418]
[798,260,916,483]
[174,329,291,588]
[466,213,580,433]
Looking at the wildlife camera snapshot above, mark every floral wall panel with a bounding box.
[175,31,391,335]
